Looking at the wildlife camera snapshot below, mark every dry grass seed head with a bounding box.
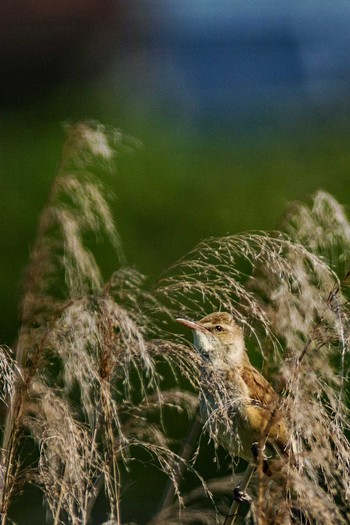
[0,346,17,404]
[283,191,350,272]
[19,122,128,346]
[157,217,350,523]
[1,122,196,523]
[23,381,94,524]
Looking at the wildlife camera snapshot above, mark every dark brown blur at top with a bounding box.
[0,1,126,104]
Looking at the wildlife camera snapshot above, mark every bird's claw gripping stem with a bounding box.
[232,487,252,503]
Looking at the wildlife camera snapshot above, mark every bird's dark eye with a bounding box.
[215,325,223,332]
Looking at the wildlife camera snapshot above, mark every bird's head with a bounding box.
[176,312,246,369]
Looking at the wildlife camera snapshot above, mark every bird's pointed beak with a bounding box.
[176,318,207,332]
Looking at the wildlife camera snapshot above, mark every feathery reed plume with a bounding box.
[0,122,196,525]
[157,195,350,524]
[0,121,130,524]
[283,190,350,273]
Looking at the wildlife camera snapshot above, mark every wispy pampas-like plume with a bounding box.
[0,122,192,525]
[156,192,350,524]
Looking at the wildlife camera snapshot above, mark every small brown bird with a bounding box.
[176,312,288,463]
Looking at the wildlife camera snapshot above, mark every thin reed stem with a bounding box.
[155,412,202,521]
[224,461,256,525]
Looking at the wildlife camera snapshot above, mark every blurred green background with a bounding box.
[1,2,350,521]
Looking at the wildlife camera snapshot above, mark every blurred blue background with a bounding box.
[2,1,350,522]
[122,1,350,123]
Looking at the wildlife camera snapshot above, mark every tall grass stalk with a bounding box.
[0,123,198,525]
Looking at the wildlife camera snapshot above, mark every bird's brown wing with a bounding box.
[241,364,288,450]
[241,364,279,408]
